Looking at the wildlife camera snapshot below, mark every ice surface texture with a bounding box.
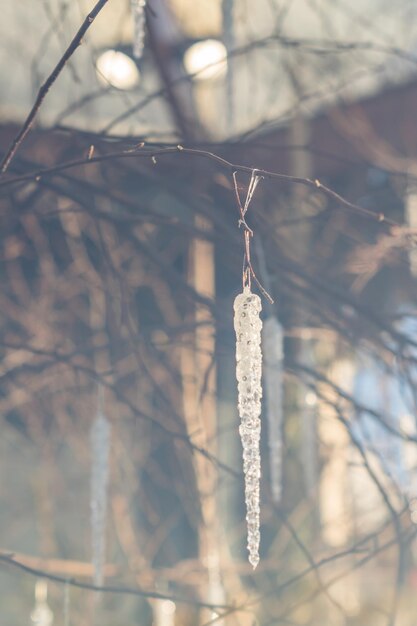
[234,286,263,568]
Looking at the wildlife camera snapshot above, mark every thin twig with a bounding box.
[0,145,400,228]
[0,0,110,175]
[0,553,230,611]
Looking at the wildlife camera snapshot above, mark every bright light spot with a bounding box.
[183,39,227,81]
[161,600,176,615]
[305,391,317,407]
[96,50,140,90]
[411,510,417,524]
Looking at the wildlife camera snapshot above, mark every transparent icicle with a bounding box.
[30,580,53,626]
[222,0,234,48]
[90,408,111,586]
[130,0,147,60]
[262,316,284,503]
[63,580,70,626]
[153,599,176,626]
[302,390,318,498]
[405,177,417,276]
[222,0,235,126]
[234,286,263,569]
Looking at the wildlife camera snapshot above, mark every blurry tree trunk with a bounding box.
[181,214,225,623]
[405,170,417,277]
[289,114,320,511]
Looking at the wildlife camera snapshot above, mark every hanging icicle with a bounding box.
[63,579,70,626]
[405,176,417,276]
[262,316,284,503]
[153,599,177,626]
[90,398,111,587]
[222,0,235,127]
[30,580,53,626]
[301,390,318,498]
[130,0,147,60]
[222,0,234,50]
[234,286,263,569]
[232,171,273,569]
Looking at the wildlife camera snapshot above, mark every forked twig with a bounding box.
[232,170,274,303]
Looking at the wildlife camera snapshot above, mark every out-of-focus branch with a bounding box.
[0,553,230,610]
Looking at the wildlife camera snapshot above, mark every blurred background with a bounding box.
[0,0,417,624]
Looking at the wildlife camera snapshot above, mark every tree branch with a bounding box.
[0,0,110,175]
[0,553,230,610]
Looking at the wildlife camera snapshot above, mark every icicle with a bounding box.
[90,404,111,587]
[234,286,263,569]
[222,0,235,126]
[63,580,70,626]
[262,316,284,503]
[405,177,417,276]
[153,599,176,626]
[302,390,318,498]
[222,0,234,49]
[130,0,147,60]
[30,580,53,626]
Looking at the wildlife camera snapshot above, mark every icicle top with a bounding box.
[91,411,111,446]
[30,581,53,626]
[233,286,262,317]
[234,287,263,415]
[262,316,284,364]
